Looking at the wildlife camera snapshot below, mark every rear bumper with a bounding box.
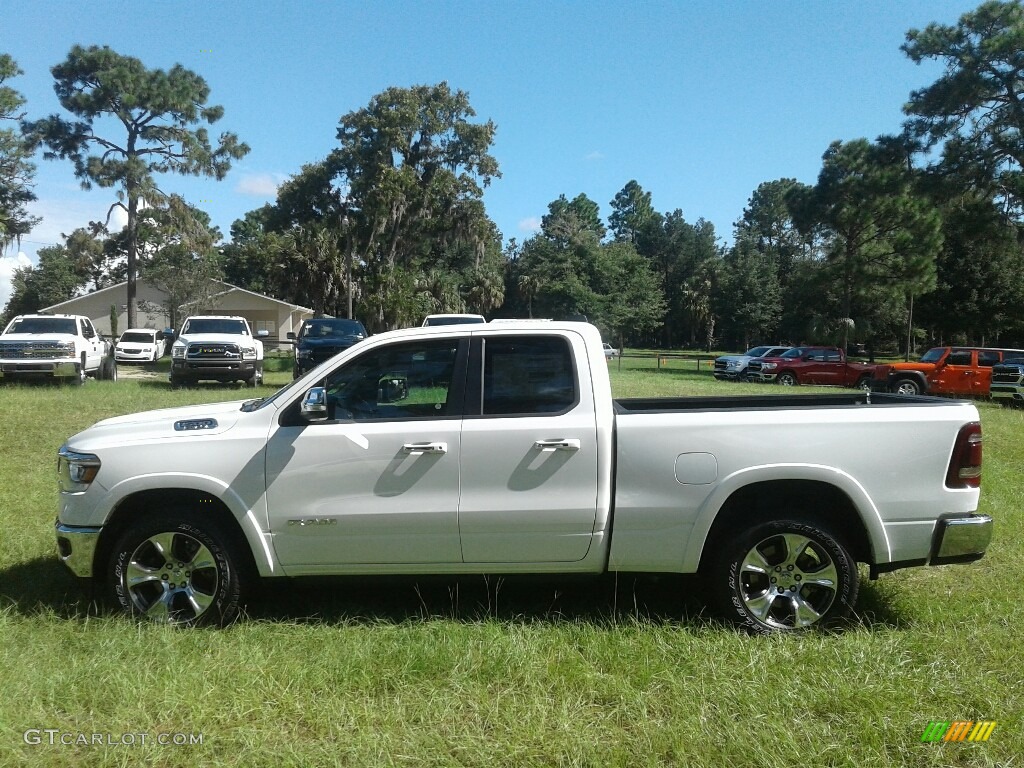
[931,514,993,565]
[55,520,102,578]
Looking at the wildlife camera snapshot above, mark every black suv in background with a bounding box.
[289,318,368,378]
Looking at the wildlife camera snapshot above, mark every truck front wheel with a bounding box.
[713,518,858,634]
[893,378,921,396]
[777,372,798,386]
[108,513,245,626]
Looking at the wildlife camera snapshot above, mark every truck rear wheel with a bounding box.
[108,512,245,626]
[713,518,858,634]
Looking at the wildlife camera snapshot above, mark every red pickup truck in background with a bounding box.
[746,346,877,389]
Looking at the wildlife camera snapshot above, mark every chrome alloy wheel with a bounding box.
[737,532,839,629]
[122,531,219,623]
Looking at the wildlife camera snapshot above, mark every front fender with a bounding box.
[100,472,277,576]
[681,463,891,572]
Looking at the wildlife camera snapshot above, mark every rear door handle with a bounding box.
[402,442,447,455]
[534,439,581,452]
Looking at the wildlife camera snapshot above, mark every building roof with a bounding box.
[41,278,314,314]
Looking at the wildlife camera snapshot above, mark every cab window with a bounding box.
[322,340,460,421]
[947,350,971,366]
[482,336,576,416]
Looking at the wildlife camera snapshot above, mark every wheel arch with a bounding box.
[691,472,887,575]
[93,487,273,583]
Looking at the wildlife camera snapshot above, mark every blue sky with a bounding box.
[2,0,981,306]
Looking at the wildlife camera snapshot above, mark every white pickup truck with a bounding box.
[169,315,266,387]
[0,314,117,383]
[54,322,991,632]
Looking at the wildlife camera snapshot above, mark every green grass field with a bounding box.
[0,361,1020,766]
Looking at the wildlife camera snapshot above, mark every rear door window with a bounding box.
[977,351,1000,367]
[481,336,577,416]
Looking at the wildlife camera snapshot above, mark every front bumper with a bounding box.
[171,359,258,381]
[115,349,156,362]
[0,360,79,379]
[990,384,1024,402]
[931,514,993,565]
[55,520,102,578]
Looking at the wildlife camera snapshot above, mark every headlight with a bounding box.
[726,361,740,370]
[761,362,777,370]
[171,345,185,359]
[241,346,257,360]
[296,348,312,359]
[57,446,101,493]
[56,341,76,358]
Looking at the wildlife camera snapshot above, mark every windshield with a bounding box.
[745,346,771,356]
[4,317,77,335]
[779,348,805,359]
[920,348,945,363]
[119,331,156,343]
[300,319,366,338]
[182,319,249,335]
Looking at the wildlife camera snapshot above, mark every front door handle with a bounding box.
[534,439,581,452]
[402,442,447,455]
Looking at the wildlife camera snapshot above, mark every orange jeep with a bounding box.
[871,346,1024,396]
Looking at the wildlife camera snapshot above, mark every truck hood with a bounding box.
[1,332,78,342]
[715,354,755,364]
[175,333,259,347]
[883,362,938,372]
[66,399,251,451]
[298,335,364,350]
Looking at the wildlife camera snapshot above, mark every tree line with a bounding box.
[4,1,1024,353]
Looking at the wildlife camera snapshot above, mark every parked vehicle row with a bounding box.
[715,342,1024,403]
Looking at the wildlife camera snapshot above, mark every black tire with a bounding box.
[854,376,872,392]
[169,375,191,389]
[109,512,245,626]
[98,356,118,381]
[892,378,921,396]
[777,371,798,386]
[713,518,858,634]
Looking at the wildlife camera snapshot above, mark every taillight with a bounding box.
[946,422,982,488]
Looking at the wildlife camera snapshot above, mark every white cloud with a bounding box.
[109,205,129,232]
[518,217,542,234]
[235,173,285,197]
[584,151,605,162]
[0,251,33,313]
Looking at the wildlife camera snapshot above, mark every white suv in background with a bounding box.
[115,329,164,363]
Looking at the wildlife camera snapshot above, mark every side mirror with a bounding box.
[287,332,296,340]
[300,387,329,422]
[378,375,408,403]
